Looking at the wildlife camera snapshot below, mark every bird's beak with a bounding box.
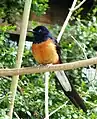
[27,29,35,33]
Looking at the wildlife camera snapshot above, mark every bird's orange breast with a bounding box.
[32,39,59,64]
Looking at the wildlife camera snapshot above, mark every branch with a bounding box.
[1,76,23,94]
[44,72,50,119]
[8,0,32,118]
[57,0,77,43]
[57,0,86,43]
[71,35,88,59]
[48,101,68,117]
[0,57,97,76]
[14,112,20,119]
[73,0,86,11]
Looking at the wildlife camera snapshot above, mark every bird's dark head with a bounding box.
[29,26,52,43]
[33,26,49,36]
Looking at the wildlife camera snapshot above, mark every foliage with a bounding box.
[32,0,49,16]
[72,0,97,21]
[0,0,25,24]
[0,16,97,118]
[0,0,48,24]
[0,0,97,25]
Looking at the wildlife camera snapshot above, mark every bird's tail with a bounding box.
[55,70,87,112]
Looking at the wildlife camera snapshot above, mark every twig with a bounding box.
[73,0,86,11]
[57,0,87,43]
[57,0,77,43]
[1,57,97,76]
[8,0,32,118]
[14,112,20,119]
[1,76,12,81]
[1,76,22,94]
[48,101,68,117]
[71,35,97,95]
[44,72,50,119]
[71,35,88,59]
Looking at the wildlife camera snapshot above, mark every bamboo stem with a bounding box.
[8,0,32,118]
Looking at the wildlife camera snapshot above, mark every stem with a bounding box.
[8,0,32,118]
[14,112,20,119]
[71,35,88,59]
[57,0,77,43]
[74,0,86,11]
[48,101,68,117]
[44,72,50,119]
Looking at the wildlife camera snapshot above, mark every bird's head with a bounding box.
[33,26,49,36]
[28,26,52,43]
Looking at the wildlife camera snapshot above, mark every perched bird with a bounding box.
[29,25,87,112]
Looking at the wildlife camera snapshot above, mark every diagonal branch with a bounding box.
[57,0,77,43]
[73,0,86,11]
[57,0,86,43]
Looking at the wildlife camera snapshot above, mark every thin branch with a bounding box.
[73,0,86,11]
[48,101,68,118]
[1,76,12,81]
[57,0,77,43]
[71,35,97,95]
[1,76,22,94]
[14,112,20,119]
[71,35,88,59]
[1,57,97,76]
[57,0,87,43]
[44,72,50,119]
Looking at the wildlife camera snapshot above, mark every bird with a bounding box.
[29,25,87,112]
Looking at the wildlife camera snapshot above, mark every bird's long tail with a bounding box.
[55,70,87,112]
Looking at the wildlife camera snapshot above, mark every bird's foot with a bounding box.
[46,63,53,67]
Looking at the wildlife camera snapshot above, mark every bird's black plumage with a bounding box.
[33,26,53,44]
[31,25,87,112]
